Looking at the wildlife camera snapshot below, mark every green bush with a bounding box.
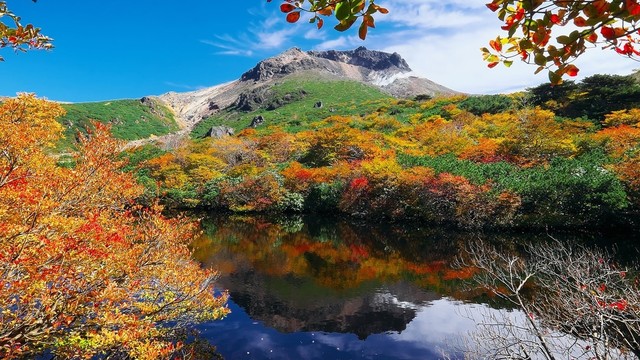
[458,94,515,115]
[305,182,344,212]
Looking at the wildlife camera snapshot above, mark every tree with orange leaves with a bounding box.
[0,94,228,359]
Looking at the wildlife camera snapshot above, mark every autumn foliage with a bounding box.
[482,0,640,83]
[137,89,639,229]
[270,0,388,40]
[0,95,228,359]
[0,1,51,61]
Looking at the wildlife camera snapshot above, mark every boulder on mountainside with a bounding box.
[250,115,265,128]
[206,125,234,138]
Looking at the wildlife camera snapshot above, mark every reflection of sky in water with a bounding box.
[197,297,506,359]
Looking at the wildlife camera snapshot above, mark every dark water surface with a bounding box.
[191,215,627,359]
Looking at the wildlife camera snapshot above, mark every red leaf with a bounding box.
[280,3,296,13]
[490,39,502,52]
[487,61,499,68]
[628,0,640,15]
[601,26,616,39]
[286,11,301,23]
[317,18,324,29]
[550,14,561,24]
[486,2,500,11]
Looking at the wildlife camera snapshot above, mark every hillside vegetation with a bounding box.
[125,74,640,230]
[58,98,179,148]
[191,75,391,138]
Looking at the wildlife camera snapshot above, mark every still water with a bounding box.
[190,215,610,360]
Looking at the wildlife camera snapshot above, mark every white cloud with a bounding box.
[201,9,304,57]
[313,37,350,51]
[359,2,640,93]
[381,2,485,29]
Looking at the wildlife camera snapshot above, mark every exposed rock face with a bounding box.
[238,47,455,99]
[233,86,270,112]
[241,48,318,82]
[308,46,411,72]
[207,125,234,138]
[233,86,308,112]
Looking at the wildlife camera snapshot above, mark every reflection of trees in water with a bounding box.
[462,239,640,359]
[194,214,640,356]
[192,215,477,339]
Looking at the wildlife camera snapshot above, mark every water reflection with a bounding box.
[192,215,530,359]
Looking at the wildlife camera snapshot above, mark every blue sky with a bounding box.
[1,0,638,102]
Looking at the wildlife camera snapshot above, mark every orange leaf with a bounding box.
[573,16,587,27]
[564,64,579,77]
[317,7,333,16]
[359,22,368,40]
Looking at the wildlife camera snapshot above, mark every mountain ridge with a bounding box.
[157,47,455,126]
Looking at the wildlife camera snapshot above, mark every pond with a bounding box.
[191,215,636,360]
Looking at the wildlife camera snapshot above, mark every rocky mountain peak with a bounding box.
[240,46,412,83]
[240,48,316,82]
[155,47,457,141]
[308,46,411,72]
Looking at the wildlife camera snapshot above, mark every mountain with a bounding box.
[59,47,457,148]
[156,47,457,134]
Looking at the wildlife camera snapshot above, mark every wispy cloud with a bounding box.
[163,82,207,91]
[201,7,303,57]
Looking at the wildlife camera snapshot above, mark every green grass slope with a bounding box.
[191,75,393,138]
[58,98,179,148]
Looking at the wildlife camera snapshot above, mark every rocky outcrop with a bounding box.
[233,86,270,112]
[232,86,308,112]
[250,115,265,128]
[207,126,234,138]
[309,46,411,73]
[139,96,168,119]
[241,48,318,82]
